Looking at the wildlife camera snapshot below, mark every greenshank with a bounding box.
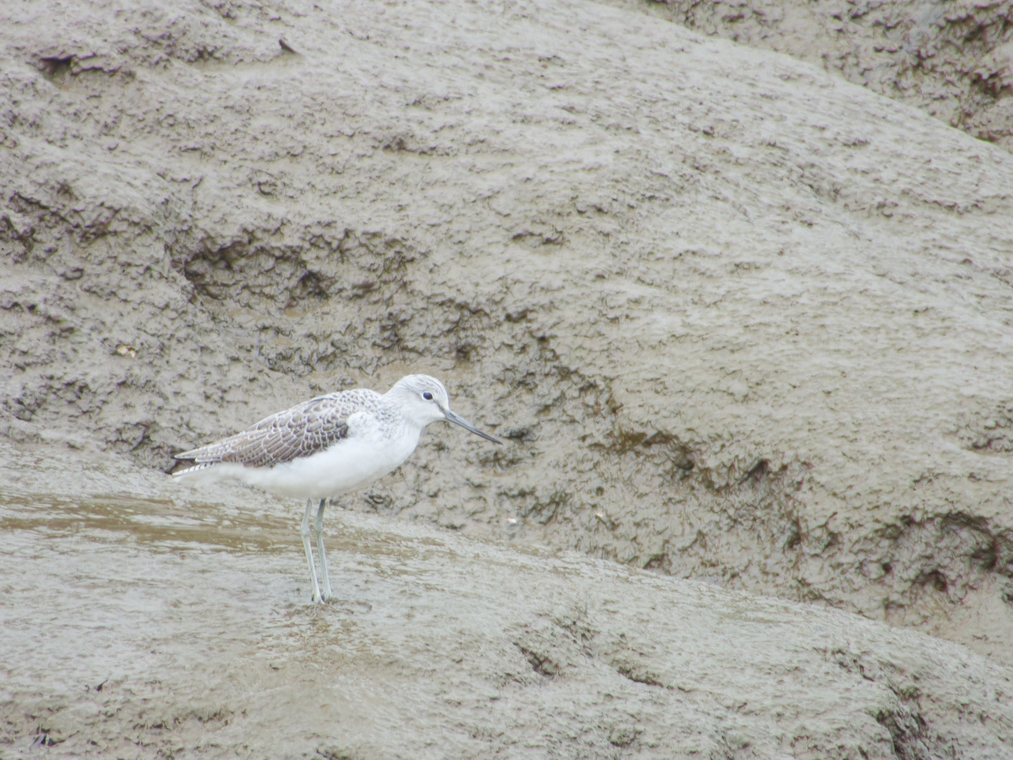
[173,374,501,603]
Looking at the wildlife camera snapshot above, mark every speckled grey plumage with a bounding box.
[171,374,500,604]
[173,389,391,474]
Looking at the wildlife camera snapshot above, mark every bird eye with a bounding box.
[423,391,433,401]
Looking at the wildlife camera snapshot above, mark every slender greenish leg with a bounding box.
[315,499,332,601]
[301,498,323,603]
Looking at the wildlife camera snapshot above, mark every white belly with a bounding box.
[180,428,423,501]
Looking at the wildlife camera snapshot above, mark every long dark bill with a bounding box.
[445,410,502,444]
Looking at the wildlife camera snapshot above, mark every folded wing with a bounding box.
[173,395,353,475]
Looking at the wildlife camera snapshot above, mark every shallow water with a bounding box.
[0,493,291,697]
[0,486,557,757]
[3,484,1013,759]
[0,485,515,757]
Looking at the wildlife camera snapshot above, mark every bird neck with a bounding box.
[381,392,431,433]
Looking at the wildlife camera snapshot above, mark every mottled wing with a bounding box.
[174,391,376,471]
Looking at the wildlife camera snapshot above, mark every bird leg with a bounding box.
[314,498,333,602]
[301,498,323,603]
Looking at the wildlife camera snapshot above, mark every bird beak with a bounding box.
[444,410,502,444]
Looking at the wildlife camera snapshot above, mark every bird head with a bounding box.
[388,375,501,444]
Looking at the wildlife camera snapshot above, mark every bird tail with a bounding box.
[171,460,218,479]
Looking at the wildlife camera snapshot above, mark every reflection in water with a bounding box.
[1,491,352,716]
[0,489,543,757]
[0,493,296,553]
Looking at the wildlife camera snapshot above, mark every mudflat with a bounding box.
[3,0,1013,756]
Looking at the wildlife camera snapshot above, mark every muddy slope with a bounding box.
[2,450,1013,759]
[2,0,1013,670]
[617,0,1013,150]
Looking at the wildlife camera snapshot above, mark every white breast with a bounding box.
[179,414,425,501]
[258,429,421,498]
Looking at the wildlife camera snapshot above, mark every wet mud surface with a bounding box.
[3,467,1013,758]
[3,0,1013,755]
[3,0,1012,664]
[606,0,1013,150]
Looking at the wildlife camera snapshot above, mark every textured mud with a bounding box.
[2,0,1013,755]
[2,448,1013,759]
[622,0,1013,150]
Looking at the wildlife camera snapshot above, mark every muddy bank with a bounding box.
[2,0,1013,699]
[2,448,1012,759]
[614,0,1013,150]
